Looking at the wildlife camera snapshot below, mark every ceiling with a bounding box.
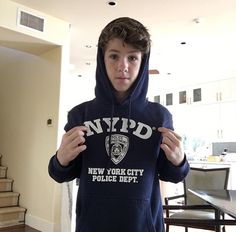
[3,0,236,87]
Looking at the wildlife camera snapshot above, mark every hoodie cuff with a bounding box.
[52,153,75,171]
[177,154,187,167]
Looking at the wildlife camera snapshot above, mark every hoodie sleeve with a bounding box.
[157,149,189,183]
[48,153,82,183]
[48,106,85,183]
[157,105,190,183]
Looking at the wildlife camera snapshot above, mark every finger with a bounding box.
[160,143,172,157]
[158,127,182,144]
[162,136,177,152]
[73,144,87,155]
[170,131,182,141]
[70,135,86,147]
[66,127,87,143]
[166,132,181,147]
[158,127,182,140]
[66,126,88,136]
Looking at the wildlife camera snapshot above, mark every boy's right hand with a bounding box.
[56,126,88,167]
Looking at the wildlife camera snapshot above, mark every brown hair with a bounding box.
[98,17,151,55]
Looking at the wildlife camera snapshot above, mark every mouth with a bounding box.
[117,76,129,80]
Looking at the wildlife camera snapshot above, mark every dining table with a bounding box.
[188,189,236,224]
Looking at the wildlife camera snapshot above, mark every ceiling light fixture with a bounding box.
[193,17,202,24]
[107,1,117,6]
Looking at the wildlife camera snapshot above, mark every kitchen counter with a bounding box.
[189,160,231,169]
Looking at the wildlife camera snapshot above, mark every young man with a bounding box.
[48,17,189,232]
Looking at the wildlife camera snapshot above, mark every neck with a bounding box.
[114,90,129,103]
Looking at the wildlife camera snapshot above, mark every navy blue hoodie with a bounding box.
[48,45,189,232]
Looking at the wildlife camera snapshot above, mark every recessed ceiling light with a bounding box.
[193,17,202,24]
[107,1,117,6]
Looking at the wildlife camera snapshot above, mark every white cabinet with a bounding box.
[154,91,174,106]
[177,87,202,105]
[201,77,236,104]
[219,78,236,102]
[201,81,219,104]
[217,101,236,141]
[174,77,236,106]
[153,77,236,143]
[153,77,236,106]
[177,101,236,142]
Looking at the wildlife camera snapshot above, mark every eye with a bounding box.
[109,53,119,60]
[128,55,139,62]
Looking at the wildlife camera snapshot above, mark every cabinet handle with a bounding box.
[217,129,223,138]
[187,97,192,105]
[219,92,222,101]
[216,92,222,101]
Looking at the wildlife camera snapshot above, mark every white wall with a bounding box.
[0,1,71,231]
[0,0,69,46]
[0,46,62,231]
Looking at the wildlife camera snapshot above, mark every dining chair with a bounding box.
[163,166,230,232]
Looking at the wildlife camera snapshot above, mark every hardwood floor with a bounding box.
[0,225,40,232]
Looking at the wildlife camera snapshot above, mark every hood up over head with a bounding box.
[94,17,151,109]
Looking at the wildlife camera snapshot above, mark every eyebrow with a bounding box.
[107,48,140,53]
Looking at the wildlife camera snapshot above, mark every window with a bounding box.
[166,93,173,106]
[179,91,187,104]
[193,88,202,102]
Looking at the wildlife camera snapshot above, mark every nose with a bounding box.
[118,58,128,73]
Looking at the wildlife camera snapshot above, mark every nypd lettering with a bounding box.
[88,167,144,184]
[84,117,152,139]
[84,117,153,165]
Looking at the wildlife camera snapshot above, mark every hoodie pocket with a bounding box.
[77,196,156,232]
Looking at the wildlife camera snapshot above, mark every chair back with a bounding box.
[184,167,230,205]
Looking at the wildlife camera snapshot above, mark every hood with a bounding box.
[94,46,150,108]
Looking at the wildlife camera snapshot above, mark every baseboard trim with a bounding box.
[25,213,57,232]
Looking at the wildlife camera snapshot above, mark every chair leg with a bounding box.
[165,224,169,232]
[185,227,188,232]
[215,225,220,232]
[222,225,226,232]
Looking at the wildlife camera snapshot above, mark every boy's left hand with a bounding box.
[158,127,184,166]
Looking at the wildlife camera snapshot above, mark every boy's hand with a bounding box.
[57,126,87,167]
[158,127,184,166]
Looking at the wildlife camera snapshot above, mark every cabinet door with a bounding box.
[190,104,220,141]
[201,78,236,104]
[173,103,218,141]
[201,81,219,104]
[177,86,203,105]
[218,101,236,141]
[219,78,236,102]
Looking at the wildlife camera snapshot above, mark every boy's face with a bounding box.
[104,38,142,100]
